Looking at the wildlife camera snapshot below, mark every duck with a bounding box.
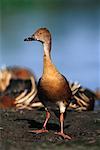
[24,28,72,139]
[0,66,43,110]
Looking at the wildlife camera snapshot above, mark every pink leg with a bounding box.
[55,113,71,140]
[43,111,50,129]
[29,111,50,134]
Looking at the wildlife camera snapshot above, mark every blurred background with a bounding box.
[0,0,100,91]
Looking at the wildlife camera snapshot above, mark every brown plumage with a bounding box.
[0,96,15,109]
[24,28,72,139]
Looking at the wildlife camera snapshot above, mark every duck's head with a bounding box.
[24,28,51,44]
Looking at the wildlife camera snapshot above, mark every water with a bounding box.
[0,0,100,92]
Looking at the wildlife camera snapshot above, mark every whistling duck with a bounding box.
[0,66,43,110]
[24,28,72,139]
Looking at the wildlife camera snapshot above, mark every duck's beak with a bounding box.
[24,35,35,41]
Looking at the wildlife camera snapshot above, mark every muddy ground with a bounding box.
[0,108,100,150]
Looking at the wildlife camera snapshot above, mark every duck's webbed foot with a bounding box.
[55,132,71,140]
[29,128,48,134]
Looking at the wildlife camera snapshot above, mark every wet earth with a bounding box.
[0,109,100,150]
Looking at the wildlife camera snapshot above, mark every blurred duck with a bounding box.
[0,66,42,110]
[24,28,72,139]
[68,82,99,111]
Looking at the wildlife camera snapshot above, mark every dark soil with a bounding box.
[0,109,100,150]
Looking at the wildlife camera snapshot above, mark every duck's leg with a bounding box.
[29,111,50,134]
[55,113,71,139]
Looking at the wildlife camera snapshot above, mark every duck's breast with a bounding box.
[38,74,71,104]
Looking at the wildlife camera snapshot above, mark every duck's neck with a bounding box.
[43,42,51,59]
[42,41,59,76]
[43,41,53,74]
